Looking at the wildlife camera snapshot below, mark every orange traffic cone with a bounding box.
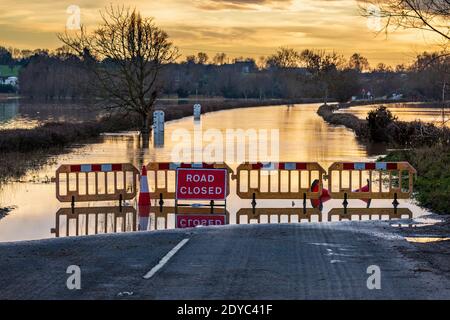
[138,165,151,231]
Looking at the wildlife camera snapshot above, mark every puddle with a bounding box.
[405,237,450,243]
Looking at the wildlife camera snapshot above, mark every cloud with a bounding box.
[194,0,293,10]
[0,0,442,65]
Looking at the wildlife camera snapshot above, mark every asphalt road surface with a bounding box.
[1,221,449,299]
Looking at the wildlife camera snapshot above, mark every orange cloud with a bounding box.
[194,0,292,10]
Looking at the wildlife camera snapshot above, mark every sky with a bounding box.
[0,0,443,66]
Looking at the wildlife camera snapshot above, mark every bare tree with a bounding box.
[348,53,370,72]
[213,52,227,65]
[58,5,179,134]
[360,1,449,41]
[266,47,301,69]
[197,52,209,65]
[300,50,346,103]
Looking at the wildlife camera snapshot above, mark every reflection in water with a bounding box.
[51,206,137,238]
[140,206,229,231]
[0,100,103,129]
[236,208,322,224]
[405,237,450,243]
[153,131,165,148]
[51,204,421,238]
[0,103,431,242]
[337,103,450,127]
[327,208,413,222]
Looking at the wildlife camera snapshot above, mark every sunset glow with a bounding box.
[0,1,444,66]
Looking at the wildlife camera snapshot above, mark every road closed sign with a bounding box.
[176,214,227,229]
[176,168,228,201]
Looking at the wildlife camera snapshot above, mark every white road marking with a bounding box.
[143,238,190,279]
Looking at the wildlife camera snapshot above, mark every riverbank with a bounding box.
[317,101,450,215]
[0,93,19,101]
[0,98,319,182]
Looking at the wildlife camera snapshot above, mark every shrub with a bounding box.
[366,106,396,142]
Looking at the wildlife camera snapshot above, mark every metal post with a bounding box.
[210,200,214,214]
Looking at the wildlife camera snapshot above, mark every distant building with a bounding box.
[0,76,18,87]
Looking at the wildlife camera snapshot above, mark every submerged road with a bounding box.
[0,222,449,300]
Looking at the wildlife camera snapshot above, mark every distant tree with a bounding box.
[407,51,450,102]
[300,49,345,103]
[197,52,209,65]
[373,62,394,73]
[0,46,13,65]
[348,53,370,72]
[213,52,227,65]
[59,6,179,135]
[395,64,408,72]
[257,56,267,69]
[330,69,362,102]
[185,55,196,64]
[266,47,301,69]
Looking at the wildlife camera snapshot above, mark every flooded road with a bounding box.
[337,102,449,127]
[0,99,103,129]
[0,103,430,242]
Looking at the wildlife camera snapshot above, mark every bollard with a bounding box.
[153,110,165,133]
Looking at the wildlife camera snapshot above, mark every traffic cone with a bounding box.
[138,165,151,231]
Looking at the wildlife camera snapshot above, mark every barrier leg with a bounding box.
[393,193,399,215]
[303,193,307,215]
[159,193,164,213]
[343,193,348,215]
[252,193,257,215]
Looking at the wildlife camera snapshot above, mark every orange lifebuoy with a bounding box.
[310,179,331,211]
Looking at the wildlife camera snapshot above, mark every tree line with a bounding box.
[1,45,447,102]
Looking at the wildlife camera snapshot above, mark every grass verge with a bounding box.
[381,146,450,215]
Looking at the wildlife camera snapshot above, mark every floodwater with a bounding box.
[0,102,430,242]
[0,99,103,129]
[337,102,449,127]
